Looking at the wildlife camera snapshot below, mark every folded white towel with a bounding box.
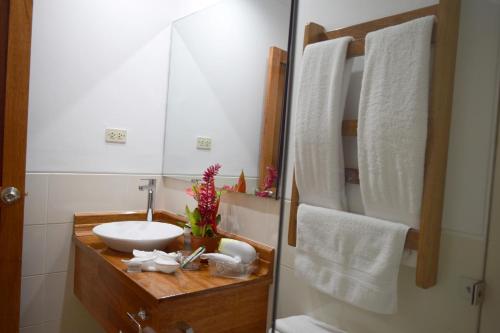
[274,315,347,333]
[295,204,409,314]
[295,37,353,210]
[358,16,435,228]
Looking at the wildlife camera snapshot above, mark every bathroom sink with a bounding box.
[93,221,183,253]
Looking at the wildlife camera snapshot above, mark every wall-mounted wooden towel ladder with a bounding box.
[288,1,461,289]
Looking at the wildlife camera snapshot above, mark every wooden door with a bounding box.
[0,0,33,331]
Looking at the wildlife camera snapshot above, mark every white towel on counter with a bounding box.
[274,315,347,333]
[295,204,409,314]
[358,16,435,228]
[295,37,353,210]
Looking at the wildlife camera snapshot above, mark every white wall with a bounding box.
[277,0,500,332]
[27,0,223,174]
[163,0,290,178]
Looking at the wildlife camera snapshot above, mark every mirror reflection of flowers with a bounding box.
[255,166,278,198]
[185,164,222,238]
[223,170,246,193]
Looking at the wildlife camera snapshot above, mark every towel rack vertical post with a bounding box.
[416,0,461,288]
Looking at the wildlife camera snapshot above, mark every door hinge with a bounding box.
[471,280,485,306]
[461,277,485,306]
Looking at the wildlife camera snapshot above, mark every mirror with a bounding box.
[162,0,291,198]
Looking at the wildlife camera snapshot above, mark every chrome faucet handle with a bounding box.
[138,178,156,191]
[127,308,148,333]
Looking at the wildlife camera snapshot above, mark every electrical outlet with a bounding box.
[196,136,212,150]
[105,128,127,143]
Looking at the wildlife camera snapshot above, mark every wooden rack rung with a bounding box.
[345,168,359,184]
[332,5,438,59]
[327,6,438,41]
[288,171,419,251]
[342,120,358,136]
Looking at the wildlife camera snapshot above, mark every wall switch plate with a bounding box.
[105,128,127,143]
[196,136,212,150]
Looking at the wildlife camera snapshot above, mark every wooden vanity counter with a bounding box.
[73,211,274,333]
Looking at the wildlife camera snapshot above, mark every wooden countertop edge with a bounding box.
[73,236,273,306]
[73,210,275,304]
[73,234,160,306]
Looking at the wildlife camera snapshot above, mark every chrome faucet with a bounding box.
[138,179,156,222]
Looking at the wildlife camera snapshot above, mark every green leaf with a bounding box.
[185,205,202,237]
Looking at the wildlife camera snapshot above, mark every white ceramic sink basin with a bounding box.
[93,221,183,253]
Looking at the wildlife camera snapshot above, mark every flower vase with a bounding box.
[191,234,221,253]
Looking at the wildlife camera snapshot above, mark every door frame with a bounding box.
[0,0,33,331]
[479,68,500,332]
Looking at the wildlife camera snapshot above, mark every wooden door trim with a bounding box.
[0,0,33,331]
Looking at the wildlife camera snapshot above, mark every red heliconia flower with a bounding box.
[196,164,221,233]
[264,166,278,190]
[202,163,221,183]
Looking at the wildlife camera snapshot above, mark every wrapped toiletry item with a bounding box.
[200,253,241,267]
[122,249,180,274]
[203,254,258,279]
[218,238,257,263]
[202,239,259,278]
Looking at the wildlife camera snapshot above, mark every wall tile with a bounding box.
[47,174,129,223]
[22,225,46,276]
[45,223,73,273]
[42,321,61,333]
[156,177,197,215]
[19,323,45,333]
[44,272,67,322]
[219,192,280,247]
[20,275,45,327]
[24,174,48,225]
[125,175,161,212]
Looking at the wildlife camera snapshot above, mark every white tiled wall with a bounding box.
[21,173,280,332]
[20,173,165,333]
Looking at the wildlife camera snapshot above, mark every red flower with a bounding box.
[188,164,222,236]
[264,166,278,190]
